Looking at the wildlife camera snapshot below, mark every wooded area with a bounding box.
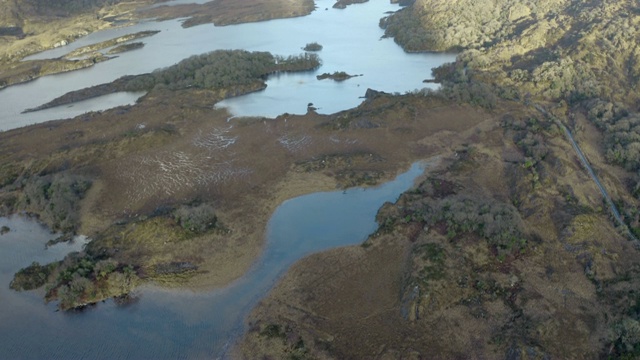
[125,50,321,91]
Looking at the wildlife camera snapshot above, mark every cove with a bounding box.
[0,0,455,131]
[0,162,426,359]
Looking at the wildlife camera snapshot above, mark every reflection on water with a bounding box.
[0,0,455,131]
[0,162,426,359]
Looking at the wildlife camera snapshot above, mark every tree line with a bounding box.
[125,50,321,92]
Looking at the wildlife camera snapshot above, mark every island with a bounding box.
[316,71,360,81]
[303,42,323,52]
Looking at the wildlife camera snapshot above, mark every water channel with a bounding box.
[0,162,426,359]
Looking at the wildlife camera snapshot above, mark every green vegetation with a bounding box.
[303,42,322,52]
[316,71,357,82]
[261,323,287,339]
[600,273,640,359]
[381,0,566,52]
[434,64,499,109]
[17,173,92,233]
[414,243,446,282]
[379,179,527,257]
[10,253,138,310]
[610,318,640,358]
[46,253,139,310]
[125,50,321,92]
[333,0,367,10]
[502,115,560,191]
[585,101,640,237]
[10,201,223,309]
[173,203,218,234]
[10,261,56,291]
[382,0,640,109]
[424,195,527,256]
[587,102,640,172]
[258,323,309,359]
[0,162,22,188]
[380,6,440,52]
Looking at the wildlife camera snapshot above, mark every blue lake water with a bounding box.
[0,0,454,131]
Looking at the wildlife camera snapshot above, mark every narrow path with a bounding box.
[534,105,638,241]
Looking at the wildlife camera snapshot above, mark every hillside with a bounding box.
[382,0,640,241]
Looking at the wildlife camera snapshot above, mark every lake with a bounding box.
[0,0,455,131]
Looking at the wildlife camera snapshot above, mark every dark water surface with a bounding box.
[0,162,426,359]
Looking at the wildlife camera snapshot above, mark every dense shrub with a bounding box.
[303,42,323,51]
[610,318,640,358]
[10,261,55,291]
[584,101,640,172]
[20,173,92,233]
[42,252,136,310]
[381,186,528,257]
[173,203,218,234]
[421,195,527,255]
[125,50,321,92]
